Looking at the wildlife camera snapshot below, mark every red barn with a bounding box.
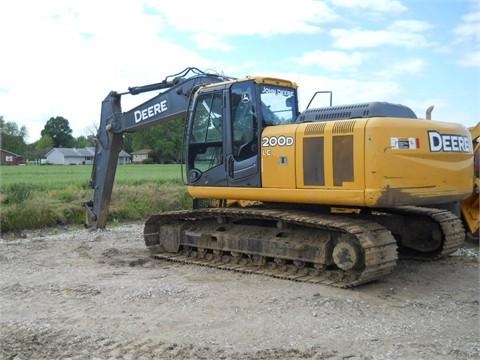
[0,149,26,165]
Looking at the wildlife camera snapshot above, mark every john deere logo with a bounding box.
[428,131,470,153]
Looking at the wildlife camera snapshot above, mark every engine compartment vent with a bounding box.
[332,120,356,134]
[304,122,327,136]
[297,102,417,123]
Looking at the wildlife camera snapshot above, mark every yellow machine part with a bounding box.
[363,118,472,206]
[461,178,479,237]
[188,117,473,209]
[461,122,480,237]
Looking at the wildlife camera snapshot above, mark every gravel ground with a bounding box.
[0,223,478,360]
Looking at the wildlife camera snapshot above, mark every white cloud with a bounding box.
[0,0,214,142]
[146,0,337,35]
[292,50,369,71]
[389,20,432,33]
[330,20,433,49]
[374,58,427,79]
[299,77,402,108]
[454,12,480,42]
[458,50,480,67]
[328,0,407,14]
[256,72,402,110]
[284,73,476,128]
[145,0,337,50]
[192,33,233,52]
[453,0,480,67]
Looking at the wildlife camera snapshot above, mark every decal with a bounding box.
[241,92,250,103]
[390,137,419,150]
[134,100,168,123]
[428,131,470,152]
[262,135,294,147]
[261,86,294,97]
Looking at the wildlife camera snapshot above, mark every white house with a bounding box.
[45,147,131,165]
[131,149,152,163]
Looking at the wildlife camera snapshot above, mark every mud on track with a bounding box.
[0,224,478,359]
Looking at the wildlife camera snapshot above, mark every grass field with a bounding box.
[0,164,183,188]
[0,164,190,233]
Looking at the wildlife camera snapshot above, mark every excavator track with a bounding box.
[144,208,398,288]
[375,206,465,260]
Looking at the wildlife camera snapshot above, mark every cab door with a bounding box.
[186,90,228,186]
[226,82,261,187]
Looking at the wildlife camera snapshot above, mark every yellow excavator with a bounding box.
[84,67,474,287]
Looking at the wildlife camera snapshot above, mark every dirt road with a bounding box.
[0,223,478,359]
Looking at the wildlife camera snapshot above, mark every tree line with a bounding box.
[0,115,184,163]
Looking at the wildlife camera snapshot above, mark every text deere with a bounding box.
[134,100,168,123]
[428,131,470,153]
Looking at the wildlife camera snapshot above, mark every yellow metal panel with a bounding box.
[461,178,479,236]
[364,118,473,206]
[188,186,366,207]
[461,122,479,235]
[295,119,366,190]
[324,122,334,186]
[246,76,298,88]
[295,123,309,187]
[261,125,297,188]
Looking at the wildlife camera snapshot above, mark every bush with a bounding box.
[0,181,191,233]
[2,183,40,204]
[0,199,84,232]
[142,158,155,164]
[108,182,191,222]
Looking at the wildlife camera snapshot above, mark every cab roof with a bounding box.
[201,76,298,90]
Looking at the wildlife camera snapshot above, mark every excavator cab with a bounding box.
[84,68,298,229]
[185,78,298,188]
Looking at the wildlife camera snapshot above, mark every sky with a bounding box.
[0,0,479,143]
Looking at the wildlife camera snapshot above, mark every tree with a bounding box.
[0,116,28,155]
[41,116,75,148]
[123,133,134,153]
[75,135,95,148]
[130,118,185,163]
[27,135,53,161]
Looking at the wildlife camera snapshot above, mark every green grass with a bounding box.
[0,164,190,233]
[0,164,183,189]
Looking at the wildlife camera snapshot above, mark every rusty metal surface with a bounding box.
[144,208,398,288]
[374,186,467,207]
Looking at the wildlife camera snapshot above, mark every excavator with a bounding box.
[84,67,474,287]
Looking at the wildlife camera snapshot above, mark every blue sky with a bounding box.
[0,0,478,143]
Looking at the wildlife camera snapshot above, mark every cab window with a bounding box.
[189,91,223,172]
[260,85,297,126]
[231,83,257,161]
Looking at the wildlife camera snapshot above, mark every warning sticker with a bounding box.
[391,137,418,150]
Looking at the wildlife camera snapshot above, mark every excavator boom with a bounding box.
[84,68,232,228]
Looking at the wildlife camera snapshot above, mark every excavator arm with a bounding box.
[84,67,232,229]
